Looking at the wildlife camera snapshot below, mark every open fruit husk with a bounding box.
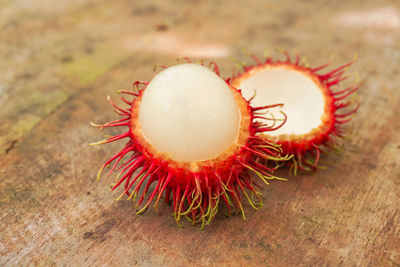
[230,52,362,174]
[91,60,291,227]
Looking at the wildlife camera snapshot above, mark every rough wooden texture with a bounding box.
[1,0,400,266]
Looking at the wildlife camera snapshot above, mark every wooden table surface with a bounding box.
[1,0,399,266]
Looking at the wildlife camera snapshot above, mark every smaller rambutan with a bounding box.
[230,52,362,174]
[90,60,290,227]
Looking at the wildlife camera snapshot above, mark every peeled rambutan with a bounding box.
[230,53,362,174]
[90,61,290,227]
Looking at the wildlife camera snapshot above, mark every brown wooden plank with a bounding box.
[1,0,400,266]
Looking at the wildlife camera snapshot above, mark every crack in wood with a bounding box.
[5,139,18,154]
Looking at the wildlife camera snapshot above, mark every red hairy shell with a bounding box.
[230,53,362,174]
[91,61,290,227]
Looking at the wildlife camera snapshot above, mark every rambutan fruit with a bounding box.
[90,61,290,227]
[230,52,362,174]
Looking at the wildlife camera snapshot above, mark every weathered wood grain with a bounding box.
[1,0,399,266]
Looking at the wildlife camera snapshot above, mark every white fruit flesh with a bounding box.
[237,67,326,137]
[139,63,240,161]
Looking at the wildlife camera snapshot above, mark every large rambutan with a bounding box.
[90,60,290,227]
[230,52,362,174]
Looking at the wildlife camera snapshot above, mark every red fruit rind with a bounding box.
[230,52,362,174]
[91,61,290,227]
